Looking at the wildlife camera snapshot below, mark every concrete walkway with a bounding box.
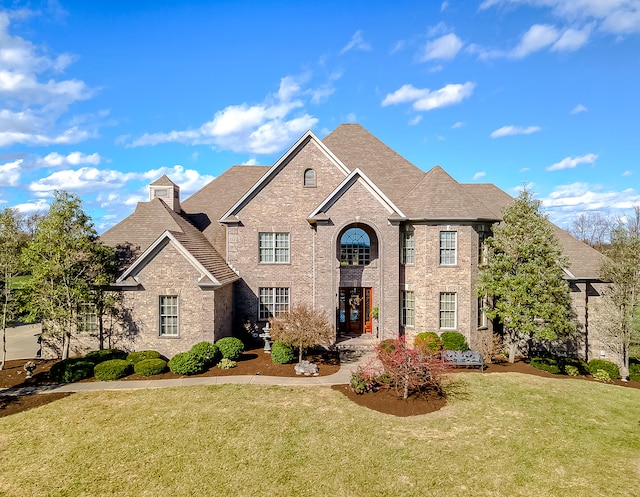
[1,350,376,397]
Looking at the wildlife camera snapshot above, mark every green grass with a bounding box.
[1,373,640,496]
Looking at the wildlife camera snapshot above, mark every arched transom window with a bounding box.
[340,227,370,266]
[303,168,316,187]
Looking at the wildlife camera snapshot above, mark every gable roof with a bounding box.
[150,174,177,187]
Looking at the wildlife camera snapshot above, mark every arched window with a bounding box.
[340,227,370,266]
[303,168,316,187]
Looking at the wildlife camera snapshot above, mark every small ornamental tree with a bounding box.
[269,304,334,363]
[477,187,574,362]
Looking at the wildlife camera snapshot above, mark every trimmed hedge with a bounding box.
[215,337,245,361]
[84,348,127,365]
[414,332,441,355]
[629,362,640,382]
[127,350,162,364]
[440,331,468,351]
[529,356,561,374]
[134,358,168,376]
[49,358,95,383]
[189,341,220,366]
[94,359,132,381]
[529,355,589,376]
[588,359,620,380]
[169,351,206,375]
[271,341,294,364]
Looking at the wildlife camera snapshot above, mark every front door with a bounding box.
[339,287,372,335]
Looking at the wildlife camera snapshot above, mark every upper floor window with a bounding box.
[159,295,179,336]
[401,290,415,327]
[401,230,415,265]
[340,227,370,266]
[259,287,290,320]
[303,168,316,187]
[259,232,290,263]
[439,231,457,265]
[478,225,490,265]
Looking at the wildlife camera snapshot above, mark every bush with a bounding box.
[271,341,294,364]
[215,337,245,360]
[94,359,132,381]
[592,369,612,383]
[440,331,468,351]
[414,332,442,355]
[189,342,220,366]
[134,358,167,376]
[561,357,589,375]
[169,352,206,375]
[588,359,620,380]
[49,358,95,383]
[564,365,579,377]
[349,366,380,394]
[84,348,127,365]
[529,356,561,374]
[127,350,162,364]
[217,358,237,369]
[630,362,640,382]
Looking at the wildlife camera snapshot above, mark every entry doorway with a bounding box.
[338,287,373,335]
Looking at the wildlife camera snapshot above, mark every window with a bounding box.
[159,296,179,336]
[78,302,98,334]
[303,168,316,187]
[439,231,457,265]
[152,188,168,197]
[478,225,490,265]
[439,293,457,329]
[340,227,370,266]
[259,288,289,320]
[401,230,415,265]
[401,291,415,327]
[259,232,290,263]
[477,296,487,328]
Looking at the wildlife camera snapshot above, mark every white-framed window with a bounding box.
[259,232,290,263]
[439,292,457,329]
[78,302,98,334]
[477,296,487,328]
[401,290,415,327]
[159,295,179,336]
[304,168,316,187]
[478,224,490,265]
[340,227,370,266]
[401,230,415,265]
[259,287,290,320]
[439,231,457,265]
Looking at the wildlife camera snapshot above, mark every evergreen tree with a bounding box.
[477,188,574,362]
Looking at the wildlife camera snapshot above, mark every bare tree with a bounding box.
[569,211,613,249]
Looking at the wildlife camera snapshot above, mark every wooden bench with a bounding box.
[442,350,484,372]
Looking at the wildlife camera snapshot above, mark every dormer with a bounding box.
[149,175,181,213]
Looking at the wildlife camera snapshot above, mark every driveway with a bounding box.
[3,323,41,360]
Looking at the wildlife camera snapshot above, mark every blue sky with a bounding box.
[0,0,639,232]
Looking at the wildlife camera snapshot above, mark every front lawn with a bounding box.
[1,373,639,496]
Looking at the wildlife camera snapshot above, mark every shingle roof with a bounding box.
[181,165,269,254]
[149,174,177,187]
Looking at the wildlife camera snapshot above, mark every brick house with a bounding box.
[99,124,606,360]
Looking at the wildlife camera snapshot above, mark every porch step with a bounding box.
[334,336,378,351]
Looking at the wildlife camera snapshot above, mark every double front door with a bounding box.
[338,287,373,335]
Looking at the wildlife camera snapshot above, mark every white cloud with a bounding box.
[382,82,475,111]
[622,170,632,176]
[552,25,593,51]
[0,159,21,186]
[420,33,463,61]
[542,182,640,220]
[511,24,559,58]
[131,75,320,154]
[13,198,48,214]
[571,104,588,114]
[408,115,423,125]
[452,121,464,128]
[36,151,101,167]
[547,153,598,171]
[473,171,486,180]
[340,30,372,54]
[490,125,541,138]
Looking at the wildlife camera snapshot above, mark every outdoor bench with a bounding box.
[442,350,484,372]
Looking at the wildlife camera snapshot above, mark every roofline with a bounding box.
[116,230,223,286]
[308,167,406,219]
[219,129,351,222]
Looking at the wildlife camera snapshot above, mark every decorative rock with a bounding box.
[295,360,319,376]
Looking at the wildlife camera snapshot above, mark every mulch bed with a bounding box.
[1,353,639,418]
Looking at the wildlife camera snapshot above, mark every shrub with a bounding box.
[189,342,220,366]
[564,365,579,377]
[49,358,95,383]
[349,366,380,394]
[127,350,162,365]
[215,337,245,361]
[414,332,442,355]
[630,362,640,382]
[84,348,127,365]
[529,356,561,374]
[271,341,294,364]
[560,357,589,375]
[588,359,620,380]
[134,358,167,376]
[94,359,132,381]
[592,369,612,383]
[217,358,237,369]
[169,352,206,375]
[440,331,468,351]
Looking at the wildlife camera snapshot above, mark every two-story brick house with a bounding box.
[99,124,605,360]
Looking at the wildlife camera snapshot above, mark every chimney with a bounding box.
[149,175,181,213]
